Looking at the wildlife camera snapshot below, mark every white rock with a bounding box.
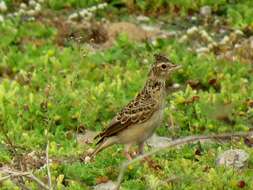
[166,31,178,37]
[220,36,230,45]
[216,149,249,168]
[0,1,7,12]
[234,44,241,49]
[200,6,211,16]
[94,181,117,190]
[97,3,107,9]
[88,6,97,12]
[137,15,150,22]
[200,30,213,42]
[0,14,4,22]
[143,58,148,64]
[35,3,41,12]
[141,24,158,32]
[147,134,172,148]
[173,83,180,88]
[20,3,27,9]
[29,0,36,7]
[84,156,91,163]
[85,12,92,19]
[79,9,88,17]
[211,41,218,47]
[179,35,188,43]
[235,29,243,35]
[208,43,215,49]
[151,39,158,46]
[186,26,198,35]
[190,16,197,21]
[68,12,78,20]
[27,9,36,16]
[196,47,209,54]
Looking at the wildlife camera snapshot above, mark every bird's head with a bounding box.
[149,54,181,80]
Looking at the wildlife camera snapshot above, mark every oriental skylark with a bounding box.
[90,54,181,160]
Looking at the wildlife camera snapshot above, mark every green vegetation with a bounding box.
[0,0,253,189]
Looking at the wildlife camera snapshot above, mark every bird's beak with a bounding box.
[171,65,181,71]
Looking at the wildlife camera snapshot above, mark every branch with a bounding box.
[115,131,253,190]
[46,140,52,190]
[0,168,50,190]
[0,171,30,182]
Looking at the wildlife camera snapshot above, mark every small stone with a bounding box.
[68,12,78,20]
[97,3,107,9]
[167,31,178,37]
[29,0,36,7]
[141,24,158,32]
[94,180,116,190]
[84,156,91,163]
[13,12,18,17]
[143,58,148,64]
[151,39,158,46]
[196,47,209,54]
[172,83,180,88]
[186,26,198,35]
[85,12,92,19]
[214,19,220,26]
[219,29,226,34]
[216,149,249,168]
[179,35,188,43]
[234,44,241,49]
[137,15,150,22]
[220,36,230,45]
[235,29,243,36]
[87,148,94,154]
[20,3,27,9]
[79,9,88,17]
[200,30,213,42]
[0,15,4,22]
[27,9,36,16]
[200,6,211,16]
[88,6,97,12]
[147,134,172,148]
[0,1,7,12]
[35,3,41,12]
[190,16,197,21]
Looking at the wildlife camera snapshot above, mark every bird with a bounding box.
[90,54,181,160]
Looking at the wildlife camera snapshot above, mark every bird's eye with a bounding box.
[161,64,167,69]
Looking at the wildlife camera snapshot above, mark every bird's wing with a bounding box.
[95,98,158,144]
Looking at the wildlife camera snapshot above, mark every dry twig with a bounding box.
[46,141,52,189]
[115,131,253,190]
[0,168,50,190]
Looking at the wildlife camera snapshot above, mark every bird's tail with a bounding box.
[89,137,117,159]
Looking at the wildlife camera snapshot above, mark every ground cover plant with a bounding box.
[0,0,253,189]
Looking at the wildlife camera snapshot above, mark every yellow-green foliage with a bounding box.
[0,1,253,190]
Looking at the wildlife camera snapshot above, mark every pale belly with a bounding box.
[117,109,164,144]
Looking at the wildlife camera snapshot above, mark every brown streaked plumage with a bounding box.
[90,54,181,160]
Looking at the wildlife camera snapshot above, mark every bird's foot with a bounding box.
[124,151,133,160]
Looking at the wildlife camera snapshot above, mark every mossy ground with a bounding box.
[0,1,253,190]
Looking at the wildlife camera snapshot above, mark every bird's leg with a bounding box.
[124,144,132,160]
[138,142,145,155]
